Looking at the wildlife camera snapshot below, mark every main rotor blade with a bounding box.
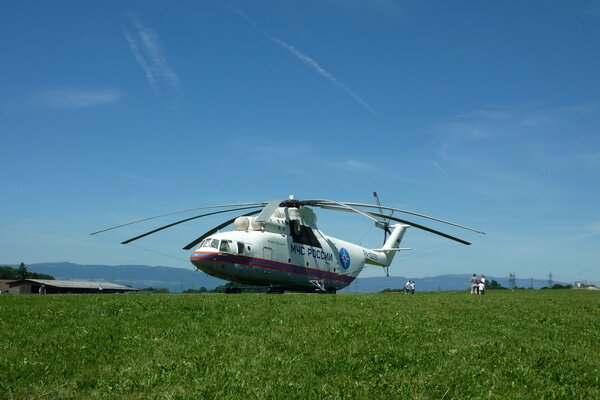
[182,210,261,250]
[365,211,472,245]
[307,200,485,235]
[90,202,267,236]
[305,199,473,244]
[121,206,262,245]
[373,192,391,245]
[301,199,379,223]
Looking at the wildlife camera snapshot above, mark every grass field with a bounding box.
[1,290,599,399]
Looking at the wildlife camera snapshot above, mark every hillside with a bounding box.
[27,262,222,293]
[22,262,559,293]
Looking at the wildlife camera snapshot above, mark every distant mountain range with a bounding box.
[22,262,563,293]
[342,274,557,293]
[27,262,222,293]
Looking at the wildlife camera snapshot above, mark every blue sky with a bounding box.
[2,1,599,284]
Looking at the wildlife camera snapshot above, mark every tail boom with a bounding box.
[366,224,410,268]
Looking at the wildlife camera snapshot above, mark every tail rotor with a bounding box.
[373,192,393,245]
[373,191,394,276]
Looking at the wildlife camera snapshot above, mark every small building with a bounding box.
[0,280,12,294]
[7,279,139,294]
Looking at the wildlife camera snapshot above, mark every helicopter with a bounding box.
[91,193,484,294]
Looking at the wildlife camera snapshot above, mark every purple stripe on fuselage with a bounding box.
[190,252,354,283]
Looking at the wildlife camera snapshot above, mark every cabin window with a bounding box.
[237,242,245,254]
[219,240,231,252]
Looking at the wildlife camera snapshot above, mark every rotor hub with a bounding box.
[279,199,302,208]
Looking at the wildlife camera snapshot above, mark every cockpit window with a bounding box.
[206,238,219,249]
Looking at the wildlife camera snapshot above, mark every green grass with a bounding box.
[1,290,599,399]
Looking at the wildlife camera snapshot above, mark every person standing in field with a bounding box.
[410,281,416,294]
[405,280,411,294]
[470,274,478,294]
[479,275,486,295]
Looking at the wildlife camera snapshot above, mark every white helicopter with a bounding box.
[92,193,484,293]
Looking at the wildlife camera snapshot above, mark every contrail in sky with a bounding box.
[229,6,375,114]
[124,30,156,86]
[124,12,180,91]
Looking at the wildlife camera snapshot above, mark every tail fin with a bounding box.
[367,224,410,276]
[382,224,410,266]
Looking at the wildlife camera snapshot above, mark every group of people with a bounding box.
[404,280,416,294]
[470,274,486,295]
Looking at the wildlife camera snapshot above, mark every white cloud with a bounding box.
[235,143,380,178]
[433,161,449,175]
[325,0,404,17]
[428,106,561,198]
[564,222,600,242]
[117,172,157,185]
[268,37,376,114]
[435,108,521,140]
[124,13,179,90]
[436,103,599,142]
[256,143,312,156]
[229,6,375,114]
[578,153,600,168]
[124,30,155,87]
[33,88,120,109]
[339,159,376,172]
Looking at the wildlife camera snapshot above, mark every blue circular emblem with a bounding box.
[339,248,351,270]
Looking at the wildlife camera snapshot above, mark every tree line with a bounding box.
[141,283,269,294]
[0,263,55,280]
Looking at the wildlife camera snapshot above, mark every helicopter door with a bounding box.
[262,247,273,277]
[263,247,272,260]
[236,242,245,255]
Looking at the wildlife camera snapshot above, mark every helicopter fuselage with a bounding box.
[190,230,376,292]
[189,208,400,292]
